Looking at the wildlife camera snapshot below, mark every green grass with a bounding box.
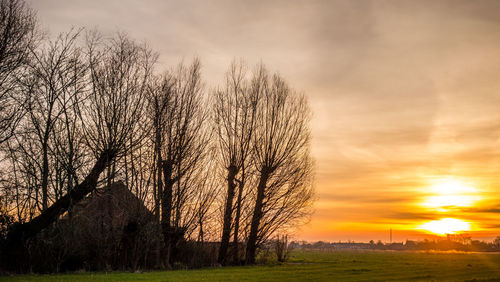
[3,250,500,281]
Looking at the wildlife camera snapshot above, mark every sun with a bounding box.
[419,218,471,235]
[417,178,480,235]
[421,178,481,211]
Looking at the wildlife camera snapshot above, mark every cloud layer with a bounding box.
[28,0,500,242]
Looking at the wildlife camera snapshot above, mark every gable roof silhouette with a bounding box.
[68,181,154,229]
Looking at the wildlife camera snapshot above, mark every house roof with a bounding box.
[68,181,154,227]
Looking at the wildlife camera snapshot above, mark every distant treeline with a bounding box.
[292,235,500,252]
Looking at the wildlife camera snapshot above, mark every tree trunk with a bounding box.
[232,168,245,264]
[155,129,162,223]
[245,169,269,264]
[217,165,238,265]
[161,159,174,267]
[198,216,204,244]
[41,137,49,211]
[153,131,163,267]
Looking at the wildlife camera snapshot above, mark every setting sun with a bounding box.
[417,179,481,235]
[421,179,481,211]
[419,218,471,235]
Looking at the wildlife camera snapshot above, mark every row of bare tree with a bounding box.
[0,0,313,270]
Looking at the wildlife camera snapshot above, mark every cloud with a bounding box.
[462,205,500,214]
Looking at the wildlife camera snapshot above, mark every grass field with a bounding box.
[3,250,500,281]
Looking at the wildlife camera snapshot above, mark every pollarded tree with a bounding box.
[214,60,259,265]
[147,73,173,222]
[245,66,313,264]
[148,59,209,266]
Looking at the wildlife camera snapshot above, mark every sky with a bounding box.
[28,0,500,242]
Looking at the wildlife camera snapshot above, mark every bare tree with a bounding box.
[274,234,292,262]
[0,0,38,144]
[245,67,313,264]
[0,29,87,235]
[148,59,208,266]
[0,6,315,269]
[21,30,85,211]
[3,33,155,255]
[213,60,259,265]
[147,74,171,222]
[84,33,155,186]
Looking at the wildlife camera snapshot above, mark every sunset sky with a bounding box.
[29,0,500,242]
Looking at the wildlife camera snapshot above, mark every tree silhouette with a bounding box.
[245,66,313,264]
[3,33,155,266]
[0,2,315,271]
[214,60,259,265]
[147,59,209,267]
